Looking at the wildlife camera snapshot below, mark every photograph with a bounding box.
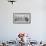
[0,0,46,46]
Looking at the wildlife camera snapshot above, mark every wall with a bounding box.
[0,0,46,41]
